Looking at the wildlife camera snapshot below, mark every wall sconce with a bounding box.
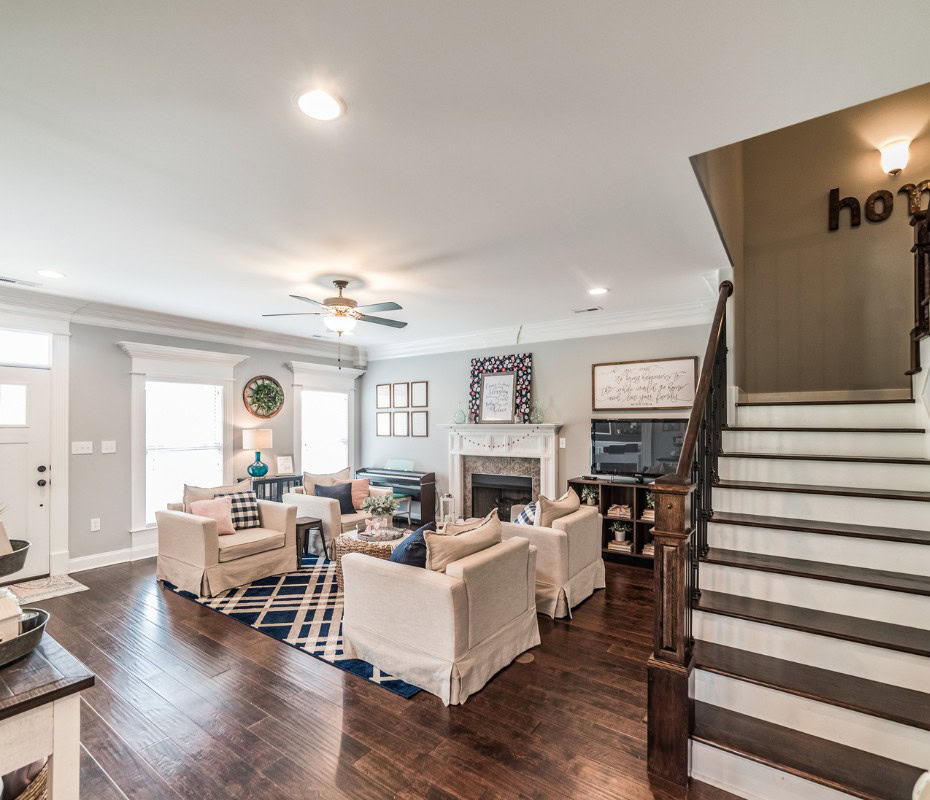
[879,139,910,176]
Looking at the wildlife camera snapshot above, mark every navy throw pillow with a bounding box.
[389,521,435,568]
[315,482,355,516]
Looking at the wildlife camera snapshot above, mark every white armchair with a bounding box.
[156,501,297,597]
[341,537,540,705]
[282,485,393,556]
[503,505,605,618]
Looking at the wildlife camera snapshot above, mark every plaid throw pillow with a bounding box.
[514,501,536,526]
[215,490,261,530]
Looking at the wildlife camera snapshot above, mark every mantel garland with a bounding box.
[453,426,543,451]
[468,353,533,423]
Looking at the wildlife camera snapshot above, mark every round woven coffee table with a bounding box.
[334,530,408,588]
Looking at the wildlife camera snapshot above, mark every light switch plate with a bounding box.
[101,440,117,454]
[90,518,101,532]
[71,441,93,455]
[559,437,566,449]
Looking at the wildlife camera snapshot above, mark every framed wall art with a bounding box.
[275,455,294,475]
[411,410,428,437]
[376,383,391,409]
[478,372,516,423]
[392,410,409,436]
[592,356,697,411]
[467,352,532,423]
[376,412,392,437]
[410,380,428,408]
[392,382,409,408]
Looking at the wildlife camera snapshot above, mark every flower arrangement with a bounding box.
[581,486,598,505]
[645,491,655,509]
[361,494,400,518]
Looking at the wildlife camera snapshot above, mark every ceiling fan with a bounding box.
[262,279,407,336]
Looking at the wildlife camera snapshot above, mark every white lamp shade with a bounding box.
[323,313,358,333]
[243,428,273,450]
[879,139,909,175]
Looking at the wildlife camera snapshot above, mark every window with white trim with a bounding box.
[0,329,50,368]
[300,389,348,474]
[145,381,224,523]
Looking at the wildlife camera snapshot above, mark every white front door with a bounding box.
[0,367,51,581]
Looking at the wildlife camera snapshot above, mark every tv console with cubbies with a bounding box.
[567,477,655,565]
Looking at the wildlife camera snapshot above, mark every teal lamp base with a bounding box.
[247,451,268,477]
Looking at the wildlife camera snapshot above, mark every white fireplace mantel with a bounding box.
[439,424,562,518]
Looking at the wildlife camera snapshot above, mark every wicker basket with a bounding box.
[334,534,396,587]
[12,762,48,800]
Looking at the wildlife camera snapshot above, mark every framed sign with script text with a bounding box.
[478,372,516,423]
[592,357,697,411]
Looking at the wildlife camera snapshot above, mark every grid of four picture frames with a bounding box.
[375,381,428,437]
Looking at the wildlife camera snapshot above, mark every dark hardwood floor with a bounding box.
[31,558,738,799]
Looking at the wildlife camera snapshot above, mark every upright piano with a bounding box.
[355,467,436,526]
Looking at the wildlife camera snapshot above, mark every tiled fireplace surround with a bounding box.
[440,424,562,520]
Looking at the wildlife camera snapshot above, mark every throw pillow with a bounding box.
[302,467,350,494]
[189,496,236,535]
[389,522,435,568]
[535,488,580,528]
[425,510,501,572]
[183,479,251,513]
[315,482,355,516]
[351,478,370,511]
[440,508,498,536]
[215,490,261,530]
[513,501,537,526]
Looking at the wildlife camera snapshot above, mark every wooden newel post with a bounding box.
[646,480,693,785]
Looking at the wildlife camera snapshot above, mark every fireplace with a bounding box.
[471,473,533,520]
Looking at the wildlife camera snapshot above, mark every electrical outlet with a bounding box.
[101,440,117,454]
[559,437,566,449]
[90,518,101,532]
[71,441,93,455]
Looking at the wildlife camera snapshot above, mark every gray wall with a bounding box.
[68,323,339,559]
[358,325,709,505]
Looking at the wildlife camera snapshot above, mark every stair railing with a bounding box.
[646,280,732,785]
[908,210,929,376]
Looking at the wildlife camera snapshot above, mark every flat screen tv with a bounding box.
[591,418,688,480]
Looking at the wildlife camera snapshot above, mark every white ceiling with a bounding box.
[2,1,929,356]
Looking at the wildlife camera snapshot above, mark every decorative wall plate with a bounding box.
[243,375,285,418]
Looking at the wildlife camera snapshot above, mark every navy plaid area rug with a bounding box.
[165,554,420,698]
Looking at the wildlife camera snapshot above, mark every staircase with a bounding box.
[689,400,930,800]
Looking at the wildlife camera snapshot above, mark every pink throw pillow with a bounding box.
[190,496,236,535]
[351,479,370,510]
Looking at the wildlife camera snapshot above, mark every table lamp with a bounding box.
[243,428,273,477]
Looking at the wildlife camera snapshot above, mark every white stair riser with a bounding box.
[737,403,919,428]
[716,487,930,532]
[691,741,863,800]
[720,455,930,491]
[723,430,927,458]
[700,563,930,630]
[694,671,930,768]
[707,524,930,576]
[694,611,930,691]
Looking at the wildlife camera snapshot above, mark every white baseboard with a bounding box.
[68,528,159,574]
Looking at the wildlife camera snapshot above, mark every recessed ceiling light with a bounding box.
[297,90,345,121]
[588,287,608,296]
[37,269,66,279]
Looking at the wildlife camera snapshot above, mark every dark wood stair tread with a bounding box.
[693,641,930,731]
[724,425,925,433]
[695,591,930,657]
[722,451,930,465]
[693,702,925,800]
[714,479,930,502]
[711,512,930,545]
[702,548,930,595]
[736,398,914,406]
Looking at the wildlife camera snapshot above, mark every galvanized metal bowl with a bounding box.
[0,607,49,669]
[0,539,30,579]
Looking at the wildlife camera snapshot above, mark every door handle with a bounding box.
[37,479,47,487]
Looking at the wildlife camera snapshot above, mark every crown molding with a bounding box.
[365,299,716,361]
[0,286,362,364]
[118,340,249,381]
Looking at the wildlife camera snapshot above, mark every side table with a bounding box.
[296,516,325,564]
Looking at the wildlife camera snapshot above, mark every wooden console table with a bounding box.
[0,635,94,799]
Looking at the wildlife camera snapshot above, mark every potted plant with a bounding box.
[581,486,598,506]
[611,521,633,540]
[361,494,400,531]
